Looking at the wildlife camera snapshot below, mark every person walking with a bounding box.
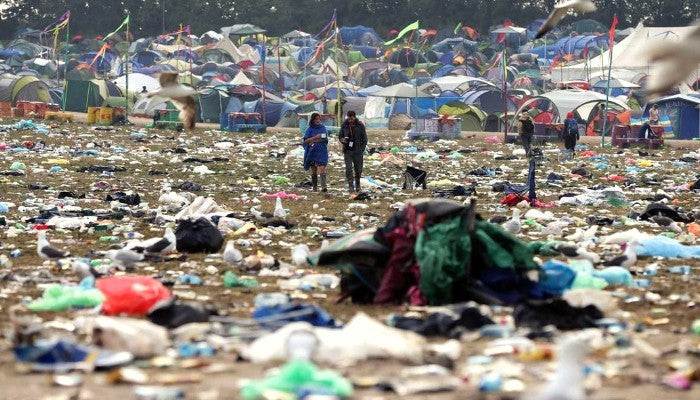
[339,111,368,193]
[302,113,329,192]
[517,111,535,157]
[563,111,579,158]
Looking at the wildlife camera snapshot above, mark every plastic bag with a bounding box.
[96,276,171,316]
[175,217,224,253]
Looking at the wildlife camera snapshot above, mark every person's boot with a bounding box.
[347,181,354,194]
[311,173,318,192]
[320,173,327,192]
[354,176,361,192]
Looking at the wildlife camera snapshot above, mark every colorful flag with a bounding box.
[384,20,419,46]
[453,22,463,35]
[104,15,130,42]
[608,14,618,51]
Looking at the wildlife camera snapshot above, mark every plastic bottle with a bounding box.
[99,236,120,242]
[10,249,22,258]
[254,292,289,309]
[692,319,700,335]
[668,266,691,275]
[479,372,503,392]
[223,271,259,288]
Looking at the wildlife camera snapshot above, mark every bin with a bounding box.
[220,113,229,130]
[87,107,99,123]
[98,107,114,125]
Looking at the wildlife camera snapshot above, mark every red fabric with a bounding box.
[566,112,574,119]
[97,276,171,316]
[608,15,618,51]
[501,193,527,206]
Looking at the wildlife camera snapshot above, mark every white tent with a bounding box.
[512,89,629,125]
[559,22,700,83]
[231,71,253,86]
[114,73,160,93]
[372,82,433,98]
[425,76,497,92]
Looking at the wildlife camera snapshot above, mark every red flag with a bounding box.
[608,15,618,51]
[549,50,563,73]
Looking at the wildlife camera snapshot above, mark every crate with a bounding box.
[11,108,24,117]
[0,102,11,110]
[0,108,11,117]
[44,111,74,122]
[87,107,100,123]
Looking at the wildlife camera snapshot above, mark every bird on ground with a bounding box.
[250,207,273,222]
[651,215,683,234]
[147,72,197,130]
[535,0,597,39]
[603,240,638,268]
[645,23,700,99]
[36,231,70,260]
[105,248,145,269]
[71,259,104,279]
[566,225,598,243]
[273,197,286,219]
[525,335,589,400]
[223,240,243,266]
[502,209,522,234]
[143,227,177,255]
[557,244,601,264]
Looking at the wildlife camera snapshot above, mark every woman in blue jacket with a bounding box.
[303,113,329,192]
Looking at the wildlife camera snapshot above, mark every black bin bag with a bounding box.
[175,217,224,253]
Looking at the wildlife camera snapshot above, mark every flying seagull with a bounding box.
[36,231,70,260]
[645,23,700,99]
[535,0,598,39]
[147,72,197,130]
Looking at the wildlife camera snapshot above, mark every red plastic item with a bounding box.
[96,276,171,316]
[33,224,50,230]
[22,141,34,149]
[579,150,596,157]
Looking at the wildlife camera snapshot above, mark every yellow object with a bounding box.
[42,158,70,165]
[44,111,73,122]
[98,107,114,125]
[427,179,461,187]
[86,107,99,123]
[234,223,257,236]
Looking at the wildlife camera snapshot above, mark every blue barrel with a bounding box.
[219,113,229,131]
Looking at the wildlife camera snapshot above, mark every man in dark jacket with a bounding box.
[338,111,368,193]
[517,111,535,157]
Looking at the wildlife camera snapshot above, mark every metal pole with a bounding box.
[60,13,70,112]
[125,11,130,122]
[261,34,267,126]
[277,40,283,94]
[502,50,507,142]
[335,24,342,125]
[162,0,165,33]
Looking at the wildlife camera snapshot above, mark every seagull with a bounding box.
[557,244,601,264]
[71,259,103,279]
[535,0,598,39]
[36,231,70,260]
[105,248,145,269]
[273,197,286,219]
[502,209,522,234]
[565,225,598,243]
[250,207,273,222]
[645,24,700,99]
[147,72,197,130]
[223,240,243,266]
[603,240,638,268]
[651,215,683,234]
[525,335,589,400]
[143,227,177,255]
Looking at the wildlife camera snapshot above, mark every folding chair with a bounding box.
[403,165,427,191]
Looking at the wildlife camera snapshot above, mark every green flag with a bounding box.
[384,20,419,46]
[453,22,463,35]
[104,15,130,41]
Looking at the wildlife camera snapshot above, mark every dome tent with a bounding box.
[438,102,487,131]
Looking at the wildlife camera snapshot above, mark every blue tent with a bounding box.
[645,94,700,139]
[243,99,301,126]
[529,35,608,60]
[339,26,383,46]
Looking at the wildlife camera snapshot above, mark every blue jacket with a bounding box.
[303,123,329,170]
[563,118,579,139]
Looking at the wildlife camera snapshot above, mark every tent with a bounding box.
[511,89,629,128]
[372,83,433,99]
[644,94,700,139]
[437,102,487,131]
[559,22,700,83]
[196,88,230,123]
[339,26,383,46]
[0,73,51,105]
[242,99,301,127]
[114,73,160,93]
[461,88,516,114]
[132,95,176,117]
[63,79,123,112]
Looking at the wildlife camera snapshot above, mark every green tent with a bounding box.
[438,102,487,132]
[0,74,51,105]
[63,79,124,112]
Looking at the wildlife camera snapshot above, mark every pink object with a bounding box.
[96,276,171,316]
[662,373,691,390]
[0,143,7,150]
[485,136,502,143]
[262,191,303,200]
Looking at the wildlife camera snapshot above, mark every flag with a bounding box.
[43,10,71,32]
[550,50,564,73]
[384,20,419,46]
[104,15,130,42]
[453,22,463,35]
[608,14,618,51]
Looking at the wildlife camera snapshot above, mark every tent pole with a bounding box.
[601,16,616,147]
[124,11,130,122]
[61,13,70,112]
[277,39,283,94]
[335,20,342,125]
[261,34,267,126]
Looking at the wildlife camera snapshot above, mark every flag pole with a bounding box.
[261,34,267,126]
[125,11,130,123]
[335,20,342,125]
[601,14,617,147]
[61,13,70,112]
[502,50,508,142]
